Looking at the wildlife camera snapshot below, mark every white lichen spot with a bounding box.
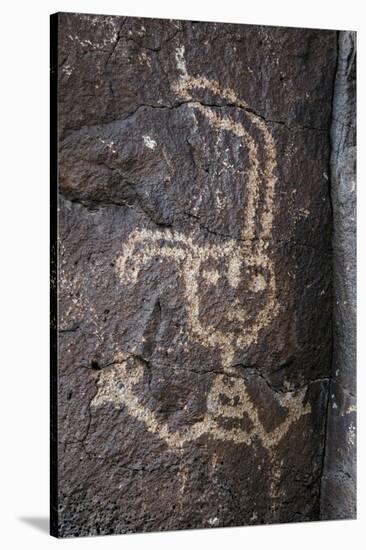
[143,135,157,150]
[347,422,356,447]
[98,138,116,154]
[208,517,220,527]
[215,189,226,211]
[298,207,310,218]
[175,45,188,77]
[346,404,356,415]
[138,52,151,67]
[62,65,73,77]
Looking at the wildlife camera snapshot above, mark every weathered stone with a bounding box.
[320,31,356,520]
[51,12,339,537]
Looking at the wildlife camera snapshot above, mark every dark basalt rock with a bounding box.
[320,31,356,520]
[51,13,343,538]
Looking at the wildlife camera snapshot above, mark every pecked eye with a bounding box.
[225,258,269,293]
[201,269,220,286]
[248,271,267,293]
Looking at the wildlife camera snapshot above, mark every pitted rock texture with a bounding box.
[52,13,338,537]
[320,31,356,520]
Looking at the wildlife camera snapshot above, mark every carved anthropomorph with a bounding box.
[92,73,311,452]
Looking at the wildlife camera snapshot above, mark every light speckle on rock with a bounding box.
[143,135,157,149]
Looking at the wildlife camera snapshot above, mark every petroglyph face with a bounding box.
[116,229,278,368]
[197,248,269,327]
[92,64,311,450]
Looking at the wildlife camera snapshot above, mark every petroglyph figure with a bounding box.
[116,72,279,369]
[92,352,311,451]
[92,67,311,450]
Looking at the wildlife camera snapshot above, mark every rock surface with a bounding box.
[320,31,356,520]
[52,13,338,537]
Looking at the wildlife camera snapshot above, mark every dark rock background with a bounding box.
[320,31,356,520]
[50,13,354,538]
